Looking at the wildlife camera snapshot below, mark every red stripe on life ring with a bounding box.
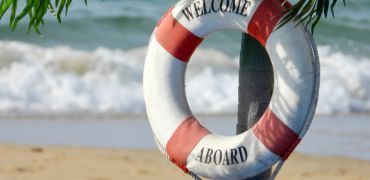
[247,0,288,46]
[166,117,210,173]
[155,9,203,62]
[253,107,300,160]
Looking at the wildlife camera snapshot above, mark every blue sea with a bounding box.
[0,0,369,115]
[1,114,370,161]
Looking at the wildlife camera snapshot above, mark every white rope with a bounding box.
[269,160,285,180]
[153,133,170,160]
[281,0,288,7]
[190,171,202,180]
[153,133,203,180]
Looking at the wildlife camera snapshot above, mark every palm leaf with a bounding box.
[279,0,346,33]
[0,0,88,34]
[0,0,14,19]
[0,0,344,34]
[9,0,16,26]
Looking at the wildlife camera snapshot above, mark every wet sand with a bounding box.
[1,144,369,180]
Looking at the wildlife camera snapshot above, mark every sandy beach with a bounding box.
[0,144,369,180]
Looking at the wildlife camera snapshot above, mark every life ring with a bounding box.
[144,0,320,179]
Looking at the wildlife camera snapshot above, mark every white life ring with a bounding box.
[144,0,320,179]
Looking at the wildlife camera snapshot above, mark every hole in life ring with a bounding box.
[185,30,274,136]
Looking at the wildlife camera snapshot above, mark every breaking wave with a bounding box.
[0,41,369,115]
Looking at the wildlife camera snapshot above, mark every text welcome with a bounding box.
[181,0,252,21]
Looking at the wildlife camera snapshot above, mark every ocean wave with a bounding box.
[0,41,146,114]
[0,40,369,115]
[318,46,370,114]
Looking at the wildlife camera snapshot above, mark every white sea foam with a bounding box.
[0,41,369,115]
[0,41,146,114]
[318,46,370,114]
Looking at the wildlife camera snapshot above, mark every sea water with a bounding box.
[0,0,369,115]
[0,115,369,160]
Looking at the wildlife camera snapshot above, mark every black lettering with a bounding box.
[222,150,230,165]
[213,149,222,165]
[230,148,239,164]
[181,0,251,22]
[220,0,229,12]
[238,146,248,162]
[211,0,220,12]
[203,0,212,15]
[193,1,203,17]
[182,6,195,21]
[240,0,251,16]
[195,147,248,165]
[195,148,204,162]
[229,0,241,13]
[205,148,214,164]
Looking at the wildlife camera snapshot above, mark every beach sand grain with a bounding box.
[0,144,369,180]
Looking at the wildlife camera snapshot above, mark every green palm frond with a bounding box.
[0,0,344,34]
[0,0,87,34]
[278,0,346,33]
